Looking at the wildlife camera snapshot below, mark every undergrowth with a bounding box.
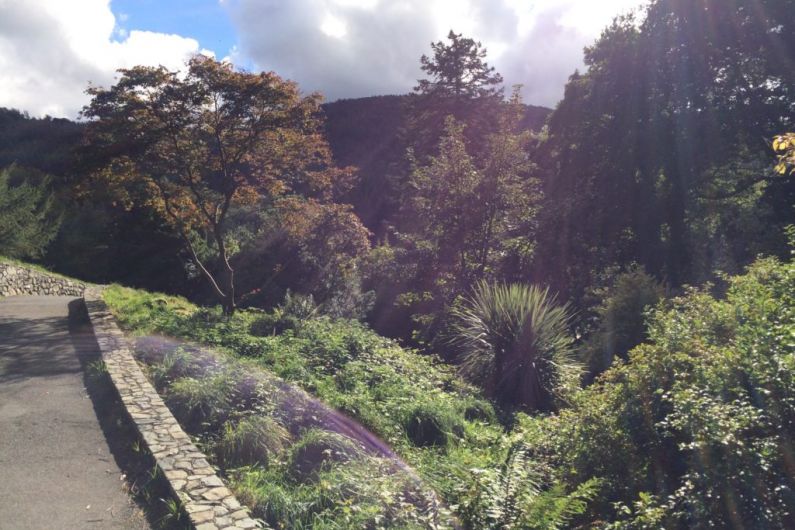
[104,254,795,528]
[104,286,542,528]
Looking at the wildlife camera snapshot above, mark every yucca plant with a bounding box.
[451,281,579,411]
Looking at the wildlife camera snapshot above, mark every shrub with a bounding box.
[451,281,580,411]
[288,429,362,481]
[144,345,218,390]
[517,256,795,528]
[216,416,291,468]
[249,290,319,336]
[458,397,497,423]
[581,265,665,377]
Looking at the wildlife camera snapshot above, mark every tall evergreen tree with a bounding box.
[406,31,505,162]
[415,30,503,102]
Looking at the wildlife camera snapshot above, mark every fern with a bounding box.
[465,443,600,529]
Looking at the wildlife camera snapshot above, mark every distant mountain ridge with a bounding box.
[0,96,551,233]
[323,95,550,168]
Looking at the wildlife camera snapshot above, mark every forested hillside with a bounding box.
[322,95,550,230]
[2,0,794,527]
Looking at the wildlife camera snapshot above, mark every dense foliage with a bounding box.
[518,254,795,528]
[103,285,596,528]
[534,0,795,306]
[104,250,795,528]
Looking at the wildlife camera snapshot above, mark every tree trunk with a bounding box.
[220,261,236,316]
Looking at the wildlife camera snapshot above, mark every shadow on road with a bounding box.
[0,314,82,384]
[68,299,189,530]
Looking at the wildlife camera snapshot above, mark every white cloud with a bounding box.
[0,0,201,118]
[225,0,647,106]
[0,0,648,117]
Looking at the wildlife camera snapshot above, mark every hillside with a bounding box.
[0,108,83,176]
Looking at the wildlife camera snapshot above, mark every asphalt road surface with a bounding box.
[0,296,151,530]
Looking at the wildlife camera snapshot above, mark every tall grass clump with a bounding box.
[451,281,580,411]
[217,416,291,468]
[288,429,363,481]
[403,400,465,447]
[165,374,233,432]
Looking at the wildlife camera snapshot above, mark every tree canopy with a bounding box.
[415,30,503,101]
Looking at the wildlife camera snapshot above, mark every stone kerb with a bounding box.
[0,263,85,297]
[82,288,263,530]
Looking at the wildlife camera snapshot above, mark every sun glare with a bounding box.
[320,13,348,38]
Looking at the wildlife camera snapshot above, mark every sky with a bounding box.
[0,0,647,119]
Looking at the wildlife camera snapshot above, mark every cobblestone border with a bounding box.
[83,288,264,530]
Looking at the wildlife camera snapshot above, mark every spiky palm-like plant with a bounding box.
[451,282,580,411]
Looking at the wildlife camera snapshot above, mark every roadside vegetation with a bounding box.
[105,248,795,528]
[104,283,596,529]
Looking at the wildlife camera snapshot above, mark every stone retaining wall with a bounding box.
[82,288,264,530]
[0,263,85,297]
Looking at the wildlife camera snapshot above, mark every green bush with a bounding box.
[459,396,498,423]
[403,401,464,447]
[581,265,665,377]
[518,256,795,528]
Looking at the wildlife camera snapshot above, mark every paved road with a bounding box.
[0,296,151,530]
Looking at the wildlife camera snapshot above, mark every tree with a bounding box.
[378,94,541,345]
[534,0,795,306]
[0,164,60,259]
[407,31,505,162]
[415,30,503,102]
[272,197,372,318]
[83,56,353,314]
[580,265,665,378]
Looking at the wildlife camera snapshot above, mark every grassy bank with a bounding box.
[103,286,516,528]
